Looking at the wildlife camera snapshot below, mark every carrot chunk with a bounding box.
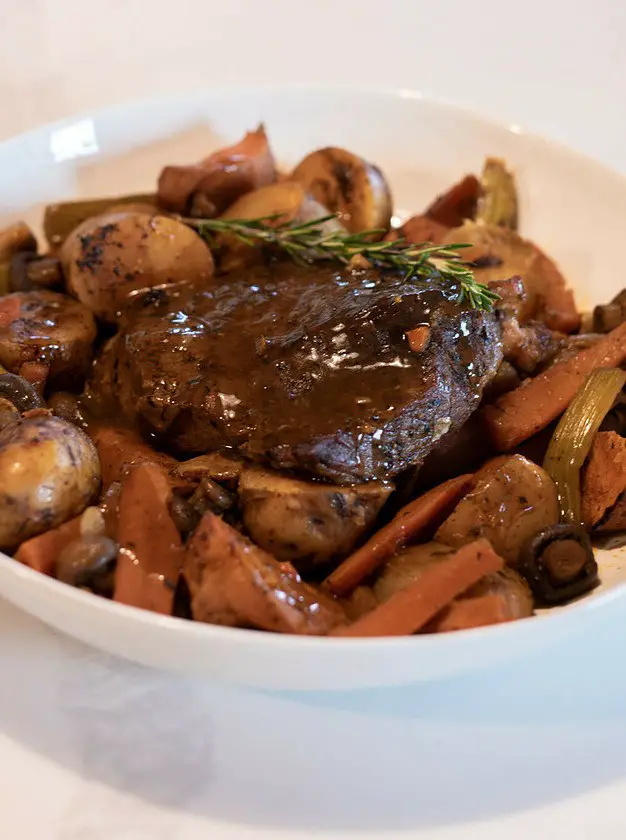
[333,539,504,637]
[15,515,82,576]
[114,463,182,615]
[323,474,472,596]
[482,320,626,451]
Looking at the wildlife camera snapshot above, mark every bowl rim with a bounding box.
[0,83,623,652]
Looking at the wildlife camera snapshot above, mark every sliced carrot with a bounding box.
[91,425,184,489]
[333,539,504,637]
[406,325,431,353]
[482,320,626,451]
[15,515,82,576]
[114,463,183,615]
[426,593,512,633]
[425,175,480,227]
[0,296,21,328]
[323,474,472,597]
[581,431,626,529]
[18,361,49,395]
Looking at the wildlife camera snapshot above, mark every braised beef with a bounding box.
[87,263,502,483]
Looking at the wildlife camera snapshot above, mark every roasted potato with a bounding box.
[61,211,215,323]
[239,466,392,569]
[291,147,392,234]
[436,454,559,566]
[0,291,97,390]
[219,181,344,270]
[0,414,100,550]
[441,221,580,333]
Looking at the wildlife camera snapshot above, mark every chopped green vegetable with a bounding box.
[44,193,157,249]
[544,367,626,524]
[476,157,518,230]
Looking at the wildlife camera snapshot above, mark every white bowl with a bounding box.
[1,87,625,690]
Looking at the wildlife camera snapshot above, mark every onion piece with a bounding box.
[543,367,626,524]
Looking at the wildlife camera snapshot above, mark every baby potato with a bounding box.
[0,414,100,550]
[291,147,393,234]
[61,211,215,323]
[219,181,344,270]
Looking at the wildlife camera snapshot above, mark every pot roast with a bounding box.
[87,263,502,482]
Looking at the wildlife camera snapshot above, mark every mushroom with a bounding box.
[517,524,598,604]
[0,290,97,391]
[60,211,215,323]
[435,454,559,566]
[0,413,100,550]
[55,534,117,596]
[291,147,392,234]
[239,466,392,569]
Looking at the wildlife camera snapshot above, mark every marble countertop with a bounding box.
[2,1,626,837]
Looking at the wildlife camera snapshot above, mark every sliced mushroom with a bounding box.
[518,524,598,604]
[239,466,393,569]
[291,147,392,234]
[43,194,157,250]
[593,289,626,333]
[0,290,97,390]
[435,454,559,566]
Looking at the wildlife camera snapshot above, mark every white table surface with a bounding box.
[3,1,626,837]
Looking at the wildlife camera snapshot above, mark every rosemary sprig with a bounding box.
[188,214,500,311]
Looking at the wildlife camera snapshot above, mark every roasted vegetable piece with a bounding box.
[581,431,626,530]
[9,253,63,292]
[518,524,598,604]
[334,539,504,637]
[56,535,117,596]
[43,193,157,249]
[324,474,473,596]
[436,455,559,566]
[441,221,580,333]
[291,146,392,234]
[15,515,82,575]
[593,289,626,333]
[0,221,37,261]
[157,125,276,215]
[0,414,100,550]
[0,372,44,412]
[61,211,215,323]
[239,467,392,568]
[90,425,183,489]
[482,322,626,451]
[0,290,97,391]
[428,567,533,632]
[184,511,347,634]
[114,463,183,615]
[476,157,518,229]
[544,368,626,524]
[425,175,480,227]
[372,541,454,603]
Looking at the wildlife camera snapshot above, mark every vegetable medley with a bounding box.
[0,123,625,637]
